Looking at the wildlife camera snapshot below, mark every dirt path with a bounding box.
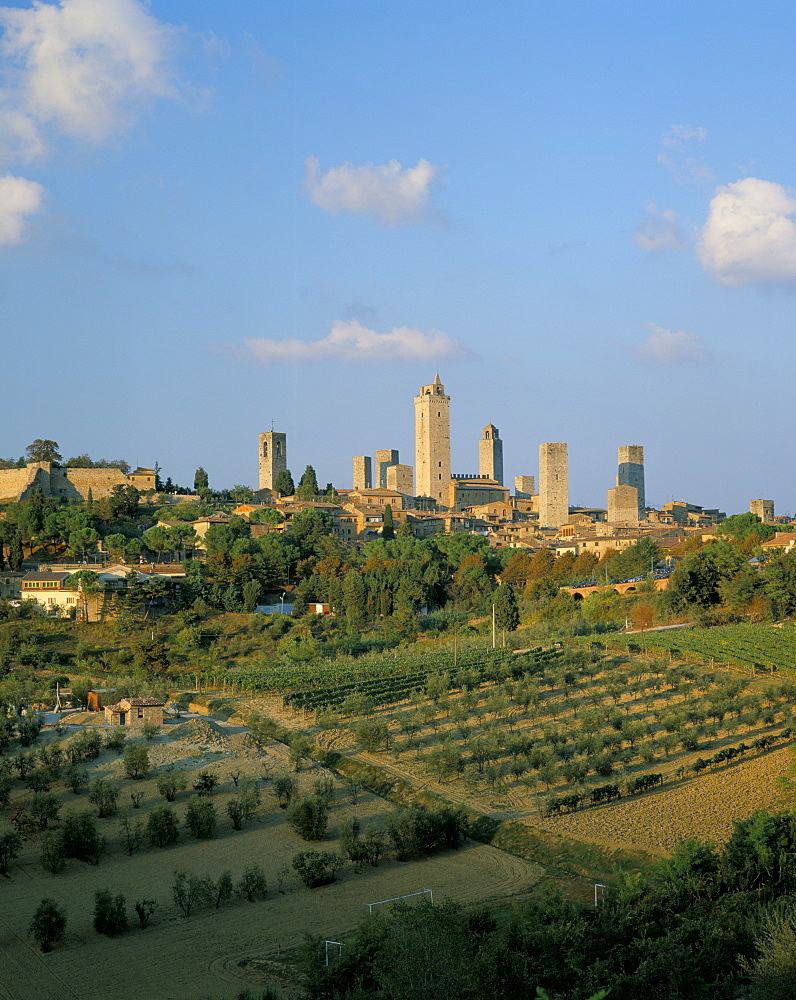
[0,918,80,1000]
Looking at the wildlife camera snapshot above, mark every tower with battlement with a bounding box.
[538,442,568,528]
[479,425,503,485]
[617,445,645,518]
[414,374,451,504]
[258,431,287,491]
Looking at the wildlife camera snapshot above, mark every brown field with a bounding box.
[0,719,543,1000]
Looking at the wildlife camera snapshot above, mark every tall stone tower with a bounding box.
[258,431,287,491]
[608,485,640,523]
[617,445,645,518]
[414,374,451,504]
[538,442,568,528]
[352,456,372,491]
[375,449,399,488]
[479,425,503,485]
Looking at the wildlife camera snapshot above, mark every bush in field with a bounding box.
[292,850,341,888]
[40,832,66,874]
[156,771,187,802]
[66,730,102,763]
[134,899,157,929]
[172,869,214,917]
[65,765,88,794]
[29,898,66,952]
[146,805,180,848]
[17,713,44,747]
[312,774,335,804]
[286,795,328,841]
[185,796,217,839]
[353,718,389,752]
[105,729,127,752]
[0,829,22,874]
[274,773,298,808]
[88,778,119,818]
[238,863,267,902]
[123,741,149,779]
[93,889,127,936]
[59,810,104,863]
[192,770,218,796]
[387,806,469,861]
[30,792,60,830]
[214,871,234,909]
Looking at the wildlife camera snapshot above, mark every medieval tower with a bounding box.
[258,431,287,491]
[617,445,645,518]
[478,425,503,485]
[538,442,568,528]
[414,374,451,504]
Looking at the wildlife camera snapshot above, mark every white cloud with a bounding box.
[304,157,444,226]
[698,177,796,287]
[234,320,469,364]
[0,0,185,160]
[657,123,712,183]
[0,173,44,245]
[634,203,685,252]
[637,322,712,365]
[661,124,708,151]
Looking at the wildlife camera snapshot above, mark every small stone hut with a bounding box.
[105,697,165,727]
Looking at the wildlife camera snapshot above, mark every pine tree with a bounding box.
[194,467,209,491]
[382,503,395,540]
[494,583,520,645]
[296,465,319,500]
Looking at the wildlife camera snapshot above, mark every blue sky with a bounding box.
[1,0,794,515]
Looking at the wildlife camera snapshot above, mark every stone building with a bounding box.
[750,498,775,523]
[375,449,399,488]
[386,463,413,495]
[538,442,568,528]
[514,475,535,499]
[105,697,165,727]
[478,425,503,485]
[258,431,287,491]
[414,375,451,505]
[617,445,645,517]
[448,476,509,512]
[608,485,640,523]
[352,456,372,490]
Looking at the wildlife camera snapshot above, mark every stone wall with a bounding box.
[514,475,535,499]
[0,463,146,502]
[608,485,640,524]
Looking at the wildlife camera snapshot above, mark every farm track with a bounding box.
[0,917,80,1000]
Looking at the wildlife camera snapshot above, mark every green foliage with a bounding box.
[238,863,267,901]
[59,809,104,863]
[185,795,217,839]
[88,778,119,818]
[274,773,299,807]
[291,850,340,888]
[28,898,66,952]
[0,828,22,874]
[286,795,329,841]
[123,741,149,779]
[134,899,157,929]
[172,869,214,917]
[494,583,520,635]
[93,889,127,936]
[386,806,469,861]
[192,769,219,795]
[156,771,187,802]
[273,468,295,497]
[146,805,180,848]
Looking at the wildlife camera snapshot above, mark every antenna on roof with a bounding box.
[271,419,274,431]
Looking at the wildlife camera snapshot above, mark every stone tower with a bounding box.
[414,374,451,504]
[608,485,640,523]
[352,456,372,491]
[514,475,535,499]
[538,442,568,528]
[258,431,287,491]
[375,449,399,489]
[750,498,774,522]
[479,425,504,485]
[617,445,645,518]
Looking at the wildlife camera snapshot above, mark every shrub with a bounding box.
[172,869,214,917]
[40,832,66,874]
[0,829,22,874]
[192,770,218,796]
[185,796,217,839]
[141,722,160,741]
[156,771,187,802]
[30,792,60,831]
[120,810,145,856]
[29,898,66,952]
[65,766,88,794]
[214,870,234,909]
[286,795,328,841]
[93,889,127,936]
[17,712,44,747]
[123,741,149,779]
[291,850,341,888]
[134,899,157,929]
[104,729,127,752]
[88,779,120,818]
[238,863,267,902]
[312,774,335,804]
[59,810,104,863]
[273,773,298,808]
[146,805,180,848]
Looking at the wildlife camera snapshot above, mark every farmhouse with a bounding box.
[104,697,165,727]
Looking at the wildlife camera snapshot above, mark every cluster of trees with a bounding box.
[303,809,796,1000]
